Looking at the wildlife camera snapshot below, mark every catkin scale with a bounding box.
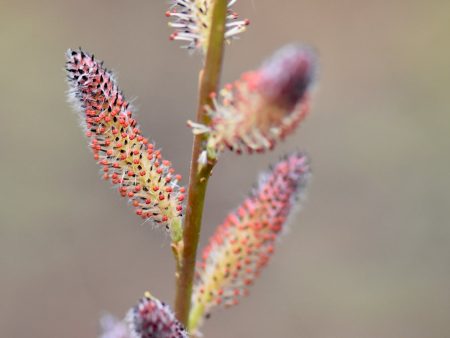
[66,49,185,242]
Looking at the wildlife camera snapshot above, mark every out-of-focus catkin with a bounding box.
[127,293,188,338]
[192,45,317,155]
[189,152,311,330]
[99,294,188,338]
[66,49,185,242]
[99,314,131,338]
[166,0,249,53]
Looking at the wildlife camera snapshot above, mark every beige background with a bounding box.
[1,0,450,337]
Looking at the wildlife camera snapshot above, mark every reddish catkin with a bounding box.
[99,294,188,338]
[127,293,188,338]
[66,49,185,242]
[192,45,317,155]
[189,152,311,330]
[166,0,249,53]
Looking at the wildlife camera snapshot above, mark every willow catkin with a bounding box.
[190,152,311,329]
[66,49,185,242]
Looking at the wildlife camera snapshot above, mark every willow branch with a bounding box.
[174,0,227,328]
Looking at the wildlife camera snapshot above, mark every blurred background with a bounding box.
[1,0,449,337]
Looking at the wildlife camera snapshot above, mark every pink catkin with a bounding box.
[100,294,188,338]
[127,294,188,338]
[191,152,311,324]
[66,49,185,241]
[202,45,317,154]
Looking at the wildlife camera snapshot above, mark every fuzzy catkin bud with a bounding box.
[189,152,311,330]
[65,49,185,242]
[166,0,249,53]
[127,293,188,338]
[197,45,317,154]
[100,314,131,338]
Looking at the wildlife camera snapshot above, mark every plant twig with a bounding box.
[174,0,228,328]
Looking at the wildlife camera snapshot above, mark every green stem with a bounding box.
[188,301,205,334]
[174,0,228,328]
